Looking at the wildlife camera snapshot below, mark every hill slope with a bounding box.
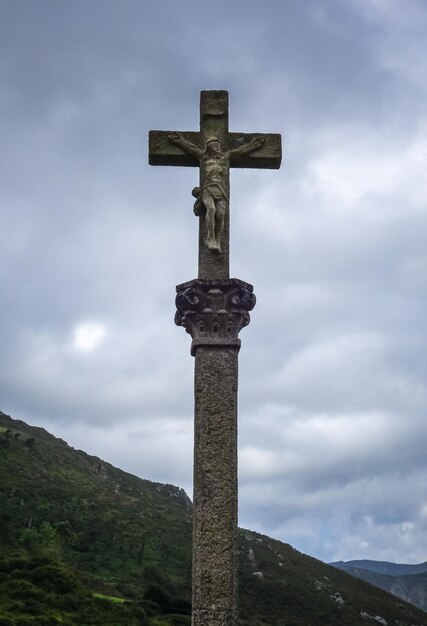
[1,409,426,626]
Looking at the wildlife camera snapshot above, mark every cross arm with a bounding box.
[228,132,282,169]
[149,130,202,167]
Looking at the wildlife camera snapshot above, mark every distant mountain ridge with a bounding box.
[331,560,427,612]
[1,409,426,625]
[331,560,427,577]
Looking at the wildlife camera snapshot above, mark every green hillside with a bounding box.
[1,410,426,626]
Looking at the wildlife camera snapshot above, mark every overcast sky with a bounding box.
[1,0,426,565]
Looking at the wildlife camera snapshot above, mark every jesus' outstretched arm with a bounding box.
[168,132,203,159]
[227,135,265,162]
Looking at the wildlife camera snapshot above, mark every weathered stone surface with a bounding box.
[193,346,238,626]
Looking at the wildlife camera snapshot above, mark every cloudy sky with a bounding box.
[1,0,426,565]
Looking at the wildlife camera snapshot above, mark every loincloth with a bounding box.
[203,183,228,202]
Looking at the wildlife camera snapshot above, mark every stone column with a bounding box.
[175,279,256,626]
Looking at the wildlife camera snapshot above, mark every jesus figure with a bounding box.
[168,133,264,252]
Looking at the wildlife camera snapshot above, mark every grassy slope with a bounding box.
[1,410,426,626]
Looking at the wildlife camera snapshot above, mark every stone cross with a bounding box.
[149,90,281,626]
[149,90,281,279]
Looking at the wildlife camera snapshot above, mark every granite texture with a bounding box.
[193,346,239,626]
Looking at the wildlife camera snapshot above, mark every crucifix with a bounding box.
[149,90,281,626]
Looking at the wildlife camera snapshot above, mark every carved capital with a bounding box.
[175,279,256,356]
